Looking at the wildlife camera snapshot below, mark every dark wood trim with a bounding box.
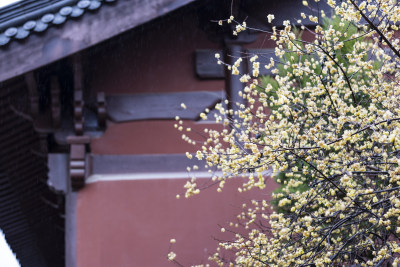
[195,49,225,79]
[195,48,278,79]
[90,154,205,175]
[225,44,247,109]
[106,91,224,122]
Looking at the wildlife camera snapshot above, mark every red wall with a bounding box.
[91,120,223,155]
[86,8,223,95]
[76,5,278,267]
[76,178,277,267]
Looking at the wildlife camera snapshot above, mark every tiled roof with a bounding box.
[0,0,196,82]
[0,0,116,47]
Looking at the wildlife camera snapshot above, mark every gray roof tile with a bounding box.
[0,0,116,47]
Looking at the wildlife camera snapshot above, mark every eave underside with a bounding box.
[0,77,64,267]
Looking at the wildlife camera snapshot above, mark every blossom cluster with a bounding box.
[175,0,400,265]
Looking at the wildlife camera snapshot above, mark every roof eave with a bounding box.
[0,0,195,83]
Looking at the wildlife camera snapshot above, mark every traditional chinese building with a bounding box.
[0,0,329,266]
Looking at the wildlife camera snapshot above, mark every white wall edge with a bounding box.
[85,171,222,183]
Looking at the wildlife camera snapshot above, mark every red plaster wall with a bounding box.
[76,4,281,267]
[76,178,278,267]
[85,8,223,95]
[91,120,223,155]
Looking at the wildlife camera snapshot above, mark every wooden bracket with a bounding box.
[67,53,90,190]
[24,72,39,117]
[97,92,106,129]
[72,53,85,135]
[67,135,90,190]
[73,90,84,135]
[50,76,61,128]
